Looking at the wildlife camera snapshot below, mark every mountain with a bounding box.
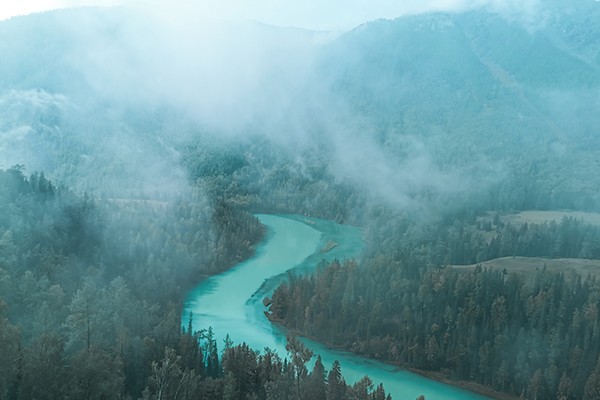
[319,8,600,210]
[0,6,330,198]
[1,4,599,210]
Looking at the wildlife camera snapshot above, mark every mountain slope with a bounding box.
[319,9,600,210]
[1,5,599,210]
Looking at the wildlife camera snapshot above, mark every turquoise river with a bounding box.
[183,214,492,400]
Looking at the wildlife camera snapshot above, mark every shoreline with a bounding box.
[263,215,508,400]
[191,213,507,400]
[407,369,519,400]
[268,316,516,400]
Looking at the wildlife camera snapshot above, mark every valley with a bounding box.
[1,2,600,399]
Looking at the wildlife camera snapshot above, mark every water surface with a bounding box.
[183,214,491,400]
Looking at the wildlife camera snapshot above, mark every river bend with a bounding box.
[182,214,491,400]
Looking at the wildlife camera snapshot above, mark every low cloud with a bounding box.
[329,133,462,208]
[1,1,526,206]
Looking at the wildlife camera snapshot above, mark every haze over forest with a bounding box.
[1,1,600,399]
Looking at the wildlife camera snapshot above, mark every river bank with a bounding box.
[183,214,493,400]
[410,369,519,400]
[267,313,508,400]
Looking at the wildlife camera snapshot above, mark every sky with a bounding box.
[0,0,541,30]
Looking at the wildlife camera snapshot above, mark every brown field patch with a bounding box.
[453,256,600,277]
[502,210,600,226]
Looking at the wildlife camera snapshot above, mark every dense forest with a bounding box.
[0,167,393,400]
[269,213,600,399]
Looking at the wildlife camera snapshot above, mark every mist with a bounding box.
[60,3,474,207]
[1,0,598,212]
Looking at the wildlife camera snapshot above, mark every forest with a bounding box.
[0,167,394,400]
[269,215,600,399]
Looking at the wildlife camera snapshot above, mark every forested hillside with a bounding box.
[0,167,270,398]
[320,9,600,213]
[264,6,600,399]
[3,5,600,214]
[0,167,392,400]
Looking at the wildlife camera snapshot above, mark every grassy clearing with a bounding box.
[501,210,600,226]
[453,256,600,277]
[475,210,600,244]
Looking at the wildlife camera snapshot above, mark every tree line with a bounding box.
[269,214,600,399]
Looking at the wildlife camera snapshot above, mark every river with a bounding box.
[182,214,492,400]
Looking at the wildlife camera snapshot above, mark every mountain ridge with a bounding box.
[1,6,600,210]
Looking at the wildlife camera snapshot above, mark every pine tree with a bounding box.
[19,333,66,400]
[327,360,346,400]
[285,336,314,400]
[583,357,600,400]
[304,355,327,400]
